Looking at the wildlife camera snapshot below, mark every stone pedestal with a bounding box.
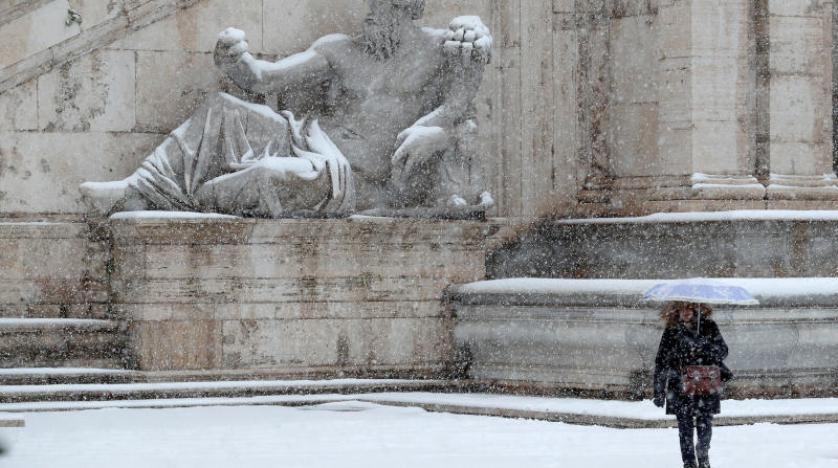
[109,215,495,377]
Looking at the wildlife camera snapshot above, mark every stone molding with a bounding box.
[0,0,203,95]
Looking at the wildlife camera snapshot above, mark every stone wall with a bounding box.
[1,0,836,218]
[488,215,838,279]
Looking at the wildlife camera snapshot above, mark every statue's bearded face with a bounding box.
[363,0,425,60]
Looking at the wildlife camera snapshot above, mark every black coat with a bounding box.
[653,318,730,415]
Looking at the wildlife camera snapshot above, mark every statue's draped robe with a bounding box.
[130,93,355,217]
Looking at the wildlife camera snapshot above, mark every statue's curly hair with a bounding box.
[369,0,426,20]
[405,0,426,20]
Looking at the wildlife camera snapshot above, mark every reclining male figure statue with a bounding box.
[81,0,494,218]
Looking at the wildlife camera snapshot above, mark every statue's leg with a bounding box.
[195,157,333,218]
[80,92,293,216]
[79,179,149,216]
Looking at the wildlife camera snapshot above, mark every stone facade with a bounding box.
[2,0,836,219]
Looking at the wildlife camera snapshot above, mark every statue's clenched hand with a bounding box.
[443,16,492,67]
[214,27,250,74]
[391,126,451,186]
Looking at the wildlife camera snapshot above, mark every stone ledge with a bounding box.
[0,417,24,427]
[0,378,450,404]
[489,212,838,278]
[451,279,838,398]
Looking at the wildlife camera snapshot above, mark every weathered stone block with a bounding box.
[112,0,263,53]
[0,0,81,69]
[770,16,826,76]
[770,75,819,144]
[610,103,660,177]
[130,319,222,371]
[220,317,447,370]
[0,221,109,318]
[0,79,38,131]
[768,0,827,18]
[38,49,136,132]
[134,50,220,133]
[0,132,164,214]
[609,15,658,105]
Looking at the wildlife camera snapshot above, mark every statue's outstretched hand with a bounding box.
[391,126,451,187]
[214,28,250,72]
[444,16,492,67]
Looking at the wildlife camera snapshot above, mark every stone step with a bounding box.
[0,368,136,386]
[0,319,127,369]
[0,379,450,404]
[0,304,111,320]
[0,391,835,429]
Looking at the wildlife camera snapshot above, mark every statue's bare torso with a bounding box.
[312,28,446,185]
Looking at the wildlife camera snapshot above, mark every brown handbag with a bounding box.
[681,365,722,396]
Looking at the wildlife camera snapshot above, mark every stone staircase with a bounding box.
[0,220,131,387]
[0,319,127,370]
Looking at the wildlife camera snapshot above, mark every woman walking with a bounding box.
[653,302,731,468]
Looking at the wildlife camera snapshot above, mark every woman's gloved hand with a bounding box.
[653,394,665,407]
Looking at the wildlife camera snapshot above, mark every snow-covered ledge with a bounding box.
[489,210,838,279]
[449,278,838,399]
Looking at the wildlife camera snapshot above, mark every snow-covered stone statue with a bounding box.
[80,0,494,219]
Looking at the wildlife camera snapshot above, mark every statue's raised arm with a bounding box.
[390,15,493,212]
[214,27,332,96]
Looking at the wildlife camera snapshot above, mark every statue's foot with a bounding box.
[79,180,131,216]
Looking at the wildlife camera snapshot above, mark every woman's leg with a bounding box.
[676,410,697,467]
[695,413,713,467]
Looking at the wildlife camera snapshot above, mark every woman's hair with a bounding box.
[660,302,713,328]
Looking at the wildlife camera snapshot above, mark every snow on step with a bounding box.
[0,319,119,331]
[557,209,838,224]
[0,416,23,427]
[0,368,130,376]
[0,379,447,403]
[0,378,443,394]
[452,277,838,299]
[1,392,836,428]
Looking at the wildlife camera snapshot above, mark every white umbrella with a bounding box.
[644,279,759,332]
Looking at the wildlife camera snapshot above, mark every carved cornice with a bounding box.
[0,0,203,94]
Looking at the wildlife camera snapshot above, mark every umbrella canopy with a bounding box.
[643,279,759,306]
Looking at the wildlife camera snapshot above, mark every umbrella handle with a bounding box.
[696,305,701,337]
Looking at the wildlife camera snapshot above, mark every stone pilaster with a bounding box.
[687,0,765,200]
[766,0,838,200]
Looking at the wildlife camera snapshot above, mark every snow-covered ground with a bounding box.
[0,402,835,468]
